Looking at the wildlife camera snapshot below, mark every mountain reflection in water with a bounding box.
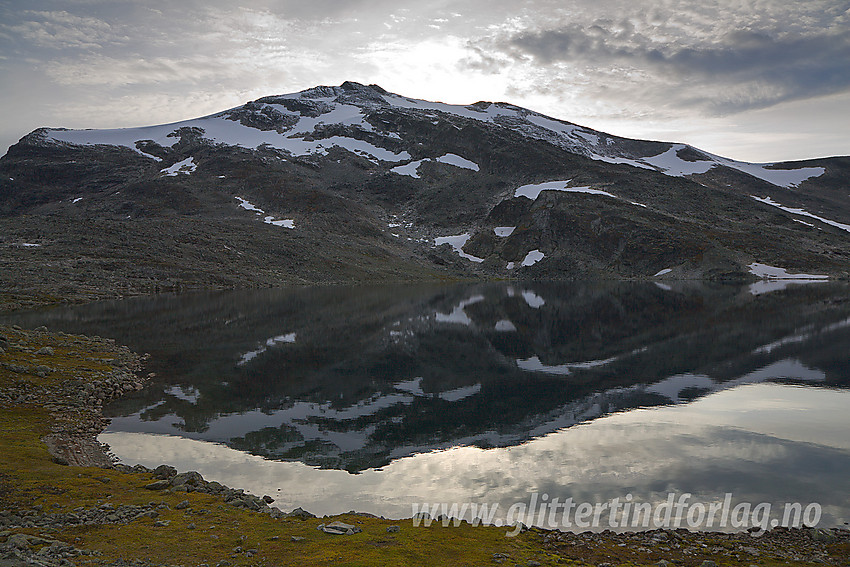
[4,281,849,475]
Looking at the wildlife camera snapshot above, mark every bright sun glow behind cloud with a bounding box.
[358,37,511,105]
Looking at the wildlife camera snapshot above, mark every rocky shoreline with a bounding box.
[2,323,850,566]
[0,324,145,468]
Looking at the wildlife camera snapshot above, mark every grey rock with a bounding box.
[318,521,362,535]
[175,500,190,510]
[386,525,400,533]
[153,520,170,527]
[171,470,204,487]
[144,480,171,490]
[700,561,718,567]
[285,507,316,519]
[5,533,32,549]
[291,536,305,542]
[153,464,177,479]
[808,528,837,542]
[35,347,54,356]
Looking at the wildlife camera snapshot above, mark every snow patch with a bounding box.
[597,143,826,188]
[160,157,196,176]
[264,216,295,228]
[641,145,716,176]
[236,197,294,229]
[521,249,544,267]
[435,153,479,171]
[514,180,618,201]
[653,268,672,277]
[718,160,824,188]
[48,125,180,156]
[493,226,515,237]
[72,197,83,204]
[434,233,485,263]
[746,262,828,295]
[752,196,850,233]
[235,196,264,214]
[573,130,599,145]
[391,153,479,177]
[494,319,517,332]
[748,263,828,280]
[391,159,426,178]
[48,109,410,164]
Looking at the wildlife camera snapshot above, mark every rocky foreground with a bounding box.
[1,323,849,566]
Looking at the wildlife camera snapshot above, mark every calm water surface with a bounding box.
[4,281,850,530]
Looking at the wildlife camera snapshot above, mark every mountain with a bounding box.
[2,81,849,298]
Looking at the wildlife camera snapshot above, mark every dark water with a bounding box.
[4,281,850,530]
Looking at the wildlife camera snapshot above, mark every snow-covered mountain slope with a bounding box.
[2,81,849,296]
[44,81,824,189]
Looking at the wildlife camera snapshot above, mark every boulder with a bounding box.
[318,521,362,535]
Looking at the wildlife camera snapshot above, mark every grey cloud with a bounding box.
[0,9,126,50]
[488,19,850,112]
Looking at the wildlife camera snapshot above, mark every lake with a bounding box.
[4,281,850,531]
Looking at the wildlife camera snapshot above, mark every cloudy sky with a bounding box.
[1,0,848,162]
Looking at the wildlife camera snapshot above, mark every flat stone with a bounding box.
[318,521,362,535]
[144,480,171,490]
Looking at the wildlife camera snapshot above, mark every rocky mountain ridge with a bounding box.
[2,81,849,296]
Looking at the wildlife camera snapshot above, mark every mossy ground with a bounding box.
[1,324,847,566]
[0,325,560,566]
